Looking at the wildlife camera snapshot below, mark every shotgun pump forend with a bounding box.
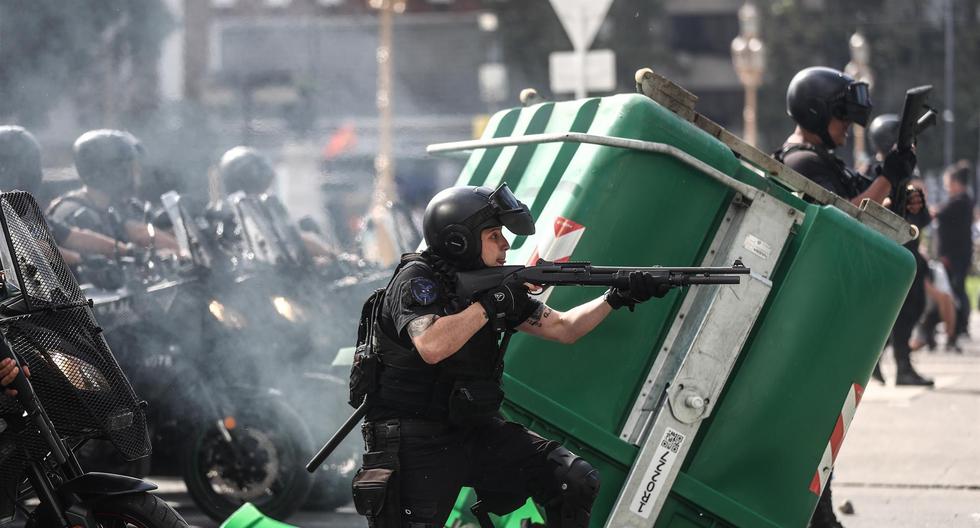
[455,259,750,300]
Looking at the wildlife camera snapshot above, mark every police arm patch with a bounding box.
[408,277,439,306]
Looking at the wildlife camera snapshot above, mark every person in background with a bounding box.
[0,126,134,266]
[932,160,974,349]
[47,129,178,254]
[213,145,335,259]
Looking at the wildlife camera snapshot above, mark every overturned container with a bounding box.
[427,68,916,528]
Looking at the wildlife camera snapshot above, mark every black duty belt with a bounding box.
[363,419,453,451]
[369,419,451,438]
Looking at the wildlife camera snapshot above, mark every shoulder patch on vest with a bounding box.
[409,277,439,306]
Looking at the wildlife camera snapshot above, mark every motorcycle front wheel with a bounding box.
[92,492,188,528]
[181,396,314,522]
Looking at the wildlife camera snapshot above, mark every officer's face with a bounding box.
[480,227,510,267]
[827,118,851,147]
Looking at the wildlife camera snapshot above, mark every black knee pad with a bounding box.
[544,446,600,527]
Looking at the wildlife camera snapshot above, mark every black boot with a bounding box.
[871,363,884,383]
[896,368,934,386]
[894,334,934,387]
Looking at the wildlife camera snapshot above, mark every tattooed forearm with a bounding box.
[407,314,439,338]
[526,305,552,327]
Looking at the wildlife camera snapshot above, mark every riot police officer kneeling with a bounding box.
[352,184,667,528]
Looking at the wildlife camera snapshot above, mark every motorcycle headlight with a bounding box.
[209,299,247,330]
[47,351,109,392]
[272,296,306,323]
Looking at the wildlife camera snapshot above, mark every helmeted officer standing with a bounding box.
[353,184,667,527]
[776,67,920,528]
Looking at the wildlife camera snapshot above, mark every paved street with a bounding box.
[832,315,980,528]
[151,317,980,528]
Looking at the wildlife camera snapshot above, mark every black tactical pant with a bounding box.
[892,273,927,375]
[358,416,598,527]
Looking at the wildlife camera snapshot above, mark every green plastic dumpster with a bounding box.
[428,83,915,528]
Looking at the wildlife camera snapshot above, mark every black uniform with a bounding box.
[893,208,932,373]
[47,218,72,246]
[47,190,138,242]
[357,255,599,528]
[777,143,870,200]
[935,193,973,337]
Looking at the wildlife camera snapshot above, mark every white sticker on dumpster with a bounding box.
[629,427,685,519]
[743,234,772,260]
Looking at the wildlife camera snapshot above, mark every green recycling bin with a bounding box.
[428,89,914,528]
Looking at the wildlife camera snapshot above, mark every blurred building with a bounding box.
[659,0,744,130]
[157,0,748,244]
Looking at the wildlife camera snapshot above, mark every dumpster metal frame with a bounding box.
[605,188,798,527]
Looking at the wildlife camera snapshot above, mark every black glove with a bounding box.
[881,148,917,188]
[605,271,671,311]
[478,278,531,332]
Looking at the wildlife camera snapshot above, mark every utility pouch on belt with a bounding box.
[351,465,396,519]
[353,421,402,527]
[448,379,504,426]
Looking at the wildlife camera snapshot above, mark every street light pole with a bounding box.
[943,0,955,168]
[730,2,765,147]
[375,0,396,204]
[365,0,404,266]
[845,31,873,167]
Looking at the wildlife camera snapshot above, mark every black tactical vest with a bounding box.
[371,256,505,425]
[774,142,872,199]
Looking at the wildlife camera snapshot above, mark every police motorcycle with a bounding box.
[0,191,187,527]
[78,193,315,523]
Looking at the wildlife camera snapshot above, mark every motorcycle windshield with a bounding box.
[230,193,289,267]
[0,192,150,474]
[260,194,310,266]
[0,192,85,311]
[161,191,214,269]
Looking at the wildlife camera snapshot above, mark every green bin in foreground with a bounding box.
[220,503,298,528]
[425,69,917,527]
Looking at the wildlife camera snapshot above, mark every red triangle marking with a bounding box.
[809,472,822,495]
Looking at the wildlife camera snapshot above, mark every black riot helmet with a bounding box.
[0,126,43,194]
[787,66,872,148]
[73,129,140,194]
[219,146,276,195]
[868,113,900,155]
[423,183,535,267]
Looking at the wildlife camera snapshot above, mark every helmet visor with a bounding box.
[489,184,535,236]
[839,82,872,127]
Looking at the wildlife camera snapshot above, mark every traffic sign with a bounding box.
[549,49,616,94]
[549,0,614,51]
